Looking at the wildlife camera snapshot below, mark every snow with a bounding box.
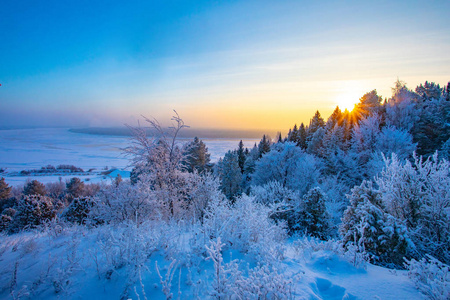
[0,228,425,299]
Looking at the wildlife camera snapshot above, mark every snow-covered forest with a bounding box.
[1,80,449,299]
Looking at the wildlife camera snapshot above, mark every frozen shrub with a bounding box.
[405,255,450,300]
[202,195,287,263]
[92,182,153,224]
[10,195,57,232]
[61,197,96,225]
[377,153,450,264]
[0,214,12,232]
[205,238,295,299]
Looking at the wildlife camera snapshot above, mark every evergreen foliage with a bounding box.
[23,180,46,196]
[340,181,410,267]
[61,197,96,224]
[66,177,85,200]
[215,151,242,200]
[0,177,11,200]
[10,195,57,232]
[296,187,330,239]
[182,137,212,173]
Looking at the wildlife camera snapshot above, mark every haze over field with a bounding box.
[1,0,449,130]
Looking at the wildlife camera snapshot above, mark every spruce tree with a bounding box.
[297,123,307,149]
[215,151,242,200]
[297,187,331,239]
[288,124,299,144]
[237,140,246,173]
[258,135,271,158]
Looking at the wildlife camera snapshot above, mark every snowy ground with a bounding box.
[0,128,259,186]
[0,226,424,299]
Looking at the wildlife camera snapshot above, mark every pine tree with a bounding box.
[326,106,343,130]
[66,177,85,200]
[296,187,331,239]
[415,81,442,100]
[340,181,410,266]
[23,180,46,196]
[237,140,246,173]
[353,90,383,121]
[288,124,299,144]
[182,137,212,173]
[297,123,307,149]
[0,178,11,200]
[258,135,271,158]
[307,111,325,137]
[412,82,450,156]
[215,151,242,200]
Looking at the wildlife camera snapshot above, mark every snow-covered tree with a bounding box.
[125,111,190,217]
[295,187,331,239]
[340,181,411,266]
[385,79,418,132]
[377,153,450,263]
[258,135,272,158]
[215,150,242,200]
[353,90,383,122]
[251,143,320,197]
[236,140,246,173]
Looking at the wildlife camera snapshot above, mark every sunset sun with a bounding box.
[333,81,366,111]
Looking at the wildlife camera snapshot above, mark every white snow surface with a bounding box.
[0,227,425,300]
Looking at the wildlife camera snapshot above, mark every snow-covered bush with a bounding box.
[205,238,295,299]
[340,181,412,267]
[92,182,154,224]
[250,181,298,206]
[10,195,58,232]
[202,195,287,263]
[377,153,450,264]
[405,255,450,300]
[184,172,224,223]
[61,197,96,225]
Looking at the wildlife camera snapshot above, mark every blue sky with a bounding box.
[1,0,449,130]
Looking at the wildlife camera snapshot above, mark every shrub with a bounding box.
[10,195,57,232]
[61,197,96,225]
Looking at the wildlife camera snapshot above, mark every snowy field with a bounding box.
[0,225,424,300]
[0,128,258,186]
